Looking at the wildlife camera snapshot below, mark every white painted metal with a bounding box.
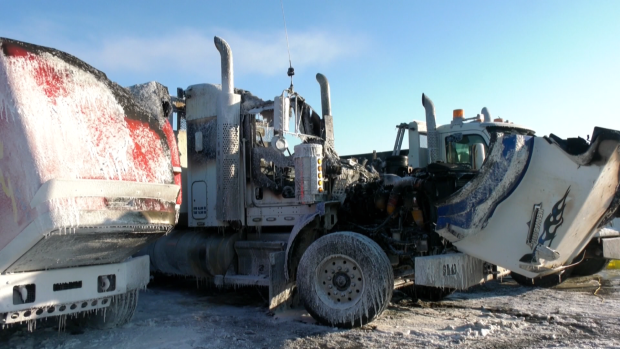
[185,84,221,121]
[444,138,620,278]
[0,256,149,321]
[273,94,290,135]
[481,107,492,122]
[407,121,428,168]
[602,237,620,259]
[246,204,316,227]
[30,179,180,209]
[414,253,486,289]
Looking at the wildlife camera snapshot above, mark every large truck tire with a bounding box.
[571,258,610,277]
[79,289,139,329]
[570,240,610,277]
[297,232,394,328]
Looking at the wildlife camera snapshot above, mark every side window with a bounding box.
[445,133,486,165]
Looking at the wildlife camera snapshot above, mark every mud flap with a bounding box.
[269,251,295,312]
[414,254,490,290]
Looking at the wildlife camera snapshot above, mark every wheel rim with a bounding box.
[315,254,365,309]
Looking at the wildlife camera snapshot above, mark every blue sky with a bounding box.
[2,1,619,155]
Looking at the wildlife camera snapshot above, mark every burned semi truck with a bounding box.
[143,36,620,328]
[346,102,620,287]
[0,38,181,328]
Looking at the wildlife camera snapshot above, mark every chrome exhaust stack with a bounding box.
[214,36,242,222]
[316,73,331,117]
[316,73,335,149]
[481,107,492,122]
[214,36,234,94]
[422,93,439,163]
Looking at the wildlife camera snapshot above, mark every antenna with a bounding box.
[280,0,294,91]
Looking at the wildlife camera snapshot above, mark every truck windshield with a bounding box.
[445,134,486,165]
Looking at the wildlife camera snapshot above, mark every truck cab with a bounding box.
[406,109,535,169]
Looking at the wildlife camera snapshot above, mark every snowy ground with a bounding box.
[2,270,620,349]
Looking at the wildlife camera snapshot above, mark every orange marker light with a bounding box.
[453,109,464,120]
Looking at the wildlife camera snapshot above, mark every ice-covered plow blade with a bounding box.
[435,128,620,278]
[0,38,181,326]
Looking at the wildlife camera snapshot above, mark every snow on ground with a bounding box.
[2,271,620,349]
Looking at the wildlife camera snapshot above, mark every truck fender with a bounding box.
[284,202,338,281]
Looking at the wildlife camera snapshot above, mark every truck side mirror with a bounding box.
[471,143,486,170]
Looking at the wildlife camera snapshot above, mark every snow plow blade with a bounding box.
[0,38,180,324]
[435,128,620,278]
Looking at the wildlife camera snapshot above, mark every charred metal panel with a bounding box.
[127,81,173,122]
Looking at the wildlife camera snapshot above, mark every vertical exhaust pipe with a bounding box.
[213,36,242,222]
[422,93,439,163]
[316,73,335,149]
[214,36,234,94]
[316,73,331,117]
[481,107,491,122]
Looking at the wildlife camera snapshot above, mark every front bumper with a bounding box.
[0,255,149,324]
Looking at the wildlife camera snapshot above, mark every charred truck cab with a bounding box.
[146,36,390,328]
[145,36,620,328]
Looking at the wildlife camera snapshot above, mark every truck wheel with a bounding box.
[297,232,394,328]
[571,240,610,277]
[571,258,609,276]
[79,289,139,329]
[401,285,455,302]
[510,270,570,288]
